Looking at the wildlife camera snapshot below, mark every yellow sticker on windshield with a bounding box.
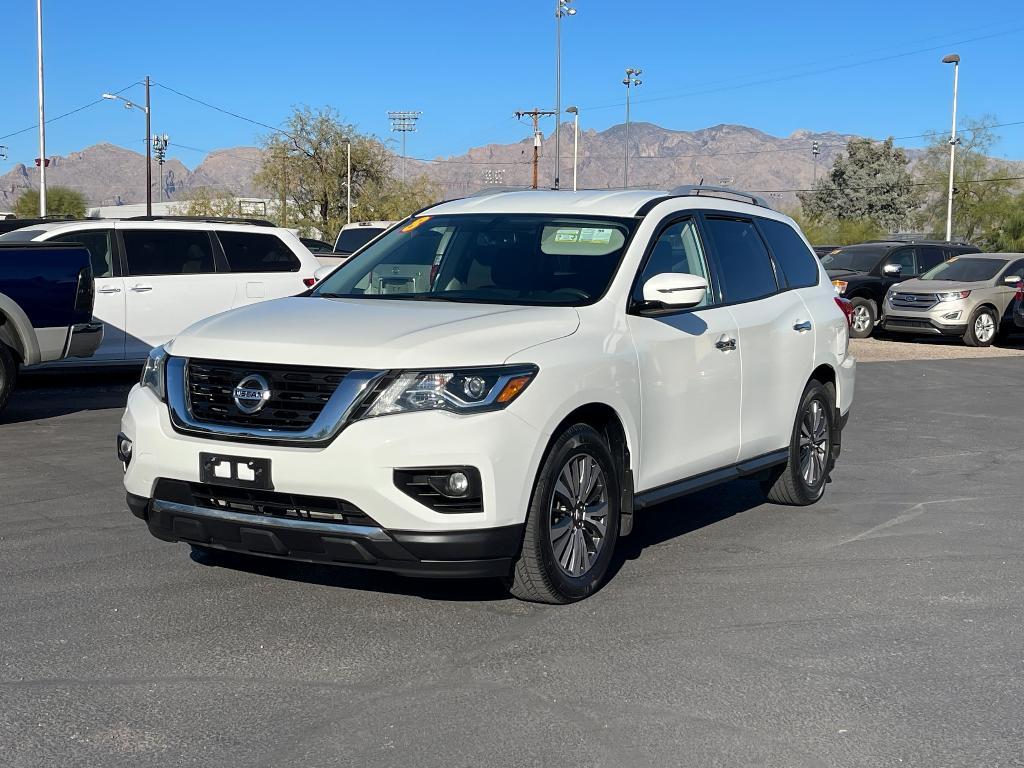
[947,256,958,263]
[402,216,431,233]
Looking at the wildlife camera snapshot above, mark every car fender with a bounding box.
[0,292,41,365]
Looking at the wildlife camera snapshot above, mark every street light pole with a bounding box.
[101,81,152,215]
[346,139,352,225]
[36,0,46,216]
[622,68,642,189]
[942,53,960,242]
[566,106,579,191]
[554,0,576,190]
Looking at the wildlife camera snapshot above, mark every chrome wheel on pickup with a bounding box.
[509,424,621,604]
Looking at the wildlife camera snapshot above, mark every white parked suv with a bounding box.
[119,188,855,603]
[0,216,319,364]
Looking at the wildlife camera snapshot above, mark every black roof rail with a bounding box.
[861,238,974,247]
[668,184,770,209]
[122,215,276,227]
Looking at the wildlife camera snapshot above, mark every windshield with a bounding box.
[920,256,1006,282]
[820,246,884,272]
[313,213,636,306]
[335,227,386,254]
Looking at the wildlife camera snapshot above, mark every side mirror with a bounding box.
[313,265,335,283]
[882,263,902,276]
[1003,275,1022,285]
[642,272,708,309]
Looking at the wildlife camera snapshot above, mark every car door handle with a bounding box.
[715,335,737,351]
[130,285,153,293]
[793,320,812,332]
[97,286,122,294]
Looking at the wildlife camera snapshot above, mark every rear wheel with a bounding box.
[761,381,835,506]
[0,342,18,416]
[848,298,876,339]
[963,306,997,347]
[507,424,620,604]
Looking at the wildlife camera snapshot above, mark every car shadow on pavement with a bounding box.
[0,368,139,425]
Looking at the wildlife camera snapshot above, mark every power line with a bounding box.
[153,81,291,138]
[0,81,140,142]
[750,174,1024,195]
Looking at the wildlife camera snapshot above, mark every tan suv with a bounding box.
[879,253,1024,346]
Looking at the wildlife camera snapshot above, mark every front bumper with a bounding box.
[64,321,104,359]
[878,313,967,336]
[128,489,522,578]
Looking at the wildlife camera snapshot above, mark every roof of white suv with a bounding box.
[424,188,786,220]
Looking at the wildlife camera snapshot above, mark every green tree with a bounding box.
[14,186,88,218]
[797,137,918,231]
[171,187,244,218]
[911,118,1021,245]
[984,195,1024,251]
[254,106,392,240]
[788,208,885,246]
[356,174,444,221]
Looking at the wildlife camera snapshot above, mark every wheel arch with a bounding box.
[549,403,632,476]
[0,295,40,366]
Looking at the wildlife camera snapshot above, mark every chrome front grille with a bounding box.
[186,359,350,431]
[890,292,939,310]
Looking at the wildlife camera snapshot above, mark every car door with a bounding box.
[998,258,1024,323]
[917,245,946,276]
[702,214,814,461]
[48,226,126,361]
[881,246,917,287]
[625,216,741,490]
[214,228,308,304]
[119,226,238,359]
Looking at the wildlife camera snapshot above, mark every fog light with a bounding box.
[117,433,133,466]
[446,471,470,497]
[942,311,962,321]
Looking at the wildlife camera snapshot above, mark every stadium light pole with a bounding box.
[36,0,47,216]
[566,106,579,191]
[554,0,576,190]
[942,53,960,242]
[622,67,642,188]
[102,76,152,216]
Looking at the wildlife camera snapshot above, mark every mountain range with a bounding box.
[0,122,959,212]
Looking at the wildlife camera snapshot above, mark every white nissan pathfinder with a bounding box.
[119,187,856,603]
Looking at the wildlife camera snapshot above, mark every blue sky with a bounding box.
[2,0,1023,175]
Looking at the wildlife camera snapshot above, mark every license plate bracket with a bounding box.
[199,453,273,490]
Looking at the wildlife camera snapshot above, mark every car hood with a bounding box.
[891,278,993,292]
[167,296,580,369]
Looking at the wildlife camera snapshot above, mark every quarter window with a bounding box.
[758,218,820,289]
[218,231,300,273]
[122,230,216,276]
[633,219,712,307]
[702,217,778,303]
[52,229,115,278]
[918,245,946,273]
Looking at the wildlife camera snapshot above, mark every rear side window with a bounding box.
[218,231,300,273]
[918,245,946,273]
[51,229,115,278]
[703,217,778,303]
[122,230,216,276]
[335,227,385,253]
[758,218,820,289]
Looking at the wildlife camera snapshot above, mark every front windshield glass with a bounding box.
[820,246,884,272]
[313,214,636,306]
[920,257,1006,282]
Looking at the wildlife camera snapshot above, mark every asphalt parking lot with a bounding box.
[2,355,1023,768]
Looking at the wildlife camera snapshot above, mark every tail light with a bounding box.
[74,265,95,315]
[302,277,317,288]
[835,297,855,328]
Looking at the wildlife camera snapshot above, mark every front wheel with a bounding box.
[507,424,620,604]
[963,306,997,347]
[848,298,876,339]
[761,381,836,506]
[0,342,17,416]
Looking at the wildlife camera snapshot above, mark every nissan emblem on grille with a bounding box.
[233,374,272,414]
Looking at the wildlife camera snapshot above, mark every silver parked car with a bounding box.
[879,253,1024,347]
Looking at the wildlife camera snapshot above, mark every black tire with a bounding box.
[761,381,836,506]
[963,305,997,347]
[507,424,621,604]
[0,342,18,415]
[848,297,876,339]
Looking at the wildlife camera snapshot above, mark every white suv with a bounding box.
[0,217,319,365]
[119,188,855,603]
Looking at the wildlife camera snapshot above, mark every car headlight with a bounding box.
[936,290,971,302]
[140,345,168,401]
[831,280,848,295]
[360,365,538,419]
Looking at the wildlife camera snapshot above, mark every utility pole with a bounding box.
[387,111,421,183]
[554,0,576,189]
[152,134,168,202]
[811,140,821,184]
[515,108,557,189]
[942,53,961,242]
[622,68,642,188]
[144,76,152,216]
[36,0,47,216]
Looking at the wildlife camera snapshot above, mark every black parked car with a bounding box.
[822,240,980,338]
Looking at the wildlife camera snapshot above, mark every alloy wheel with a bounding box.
[975,312,995,343]
[799,399,830,488]
[852,305,871,333]
[549,453,609,577]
